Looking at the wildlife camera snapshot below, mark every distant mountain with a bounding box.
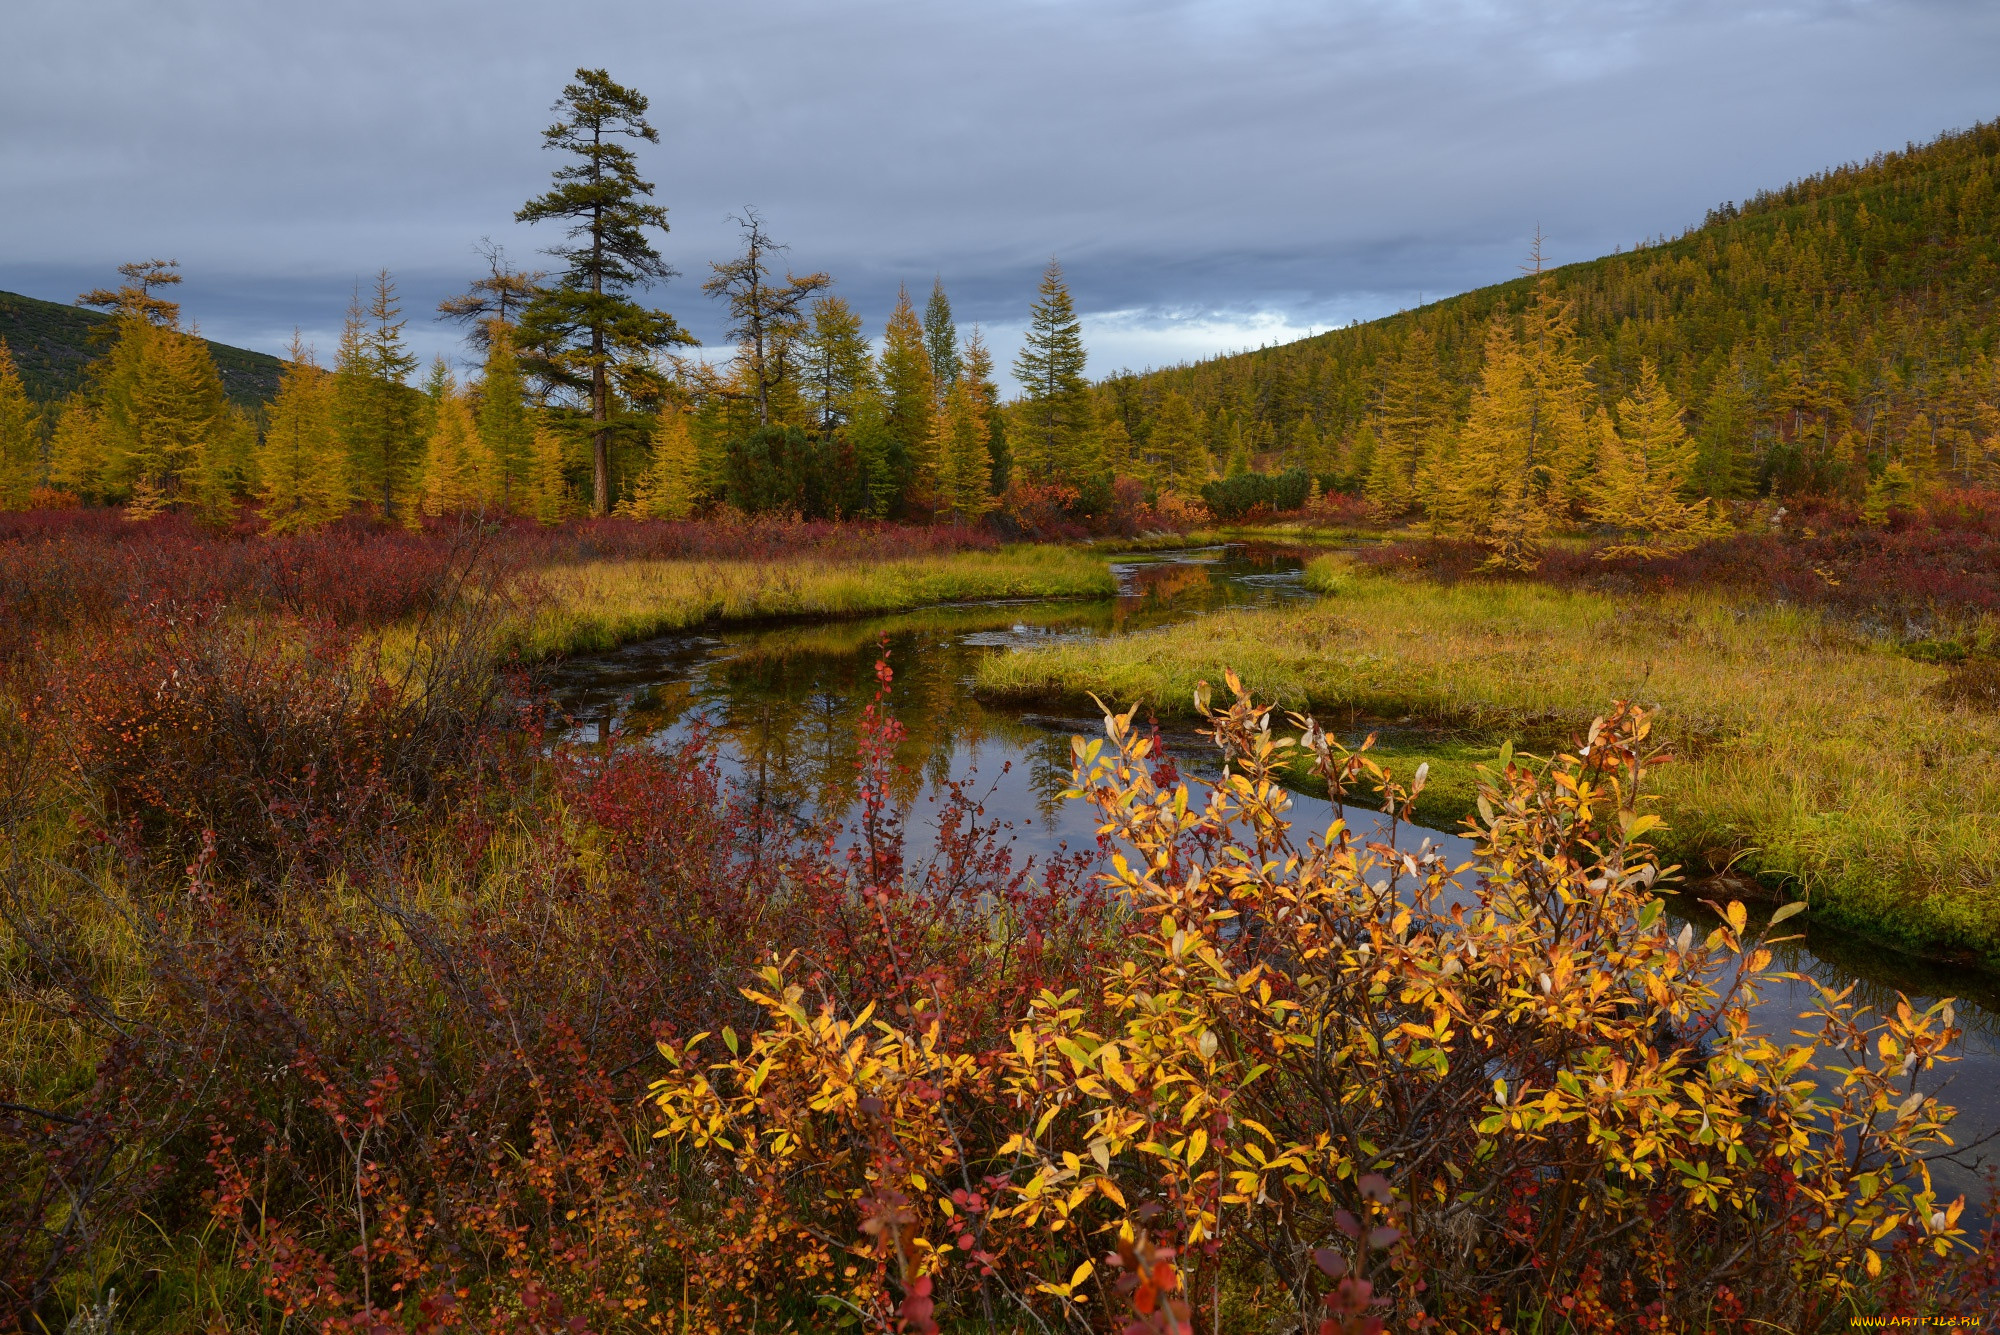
[1098,119,2000,494]
[0,288,283,408]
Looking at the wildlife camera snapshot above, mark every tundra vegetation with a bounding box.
[2,73,1999,1333]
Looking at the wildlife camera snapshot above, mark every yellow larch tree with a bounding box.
[47,397,107,501]
[0,341,39,509]
[1364,325,1451,518]
[526,424,575,524]
[1587,358,1726,555]
[620,407,699,519]
[418,373,493,518]
[255,335,348,532]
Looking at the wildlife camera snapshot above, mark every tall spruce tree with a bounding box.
[515,67,694,515]
[923,278,961,403]
[802,295,874,437]
[1012,260,1093,486]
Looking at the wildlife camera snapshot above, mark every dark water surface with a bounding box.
[548,545,2000,1206]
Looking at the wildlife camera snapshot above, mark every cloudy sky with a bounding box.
[2,1,1994,386]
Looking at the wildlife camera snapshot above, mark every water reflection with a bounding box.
[547,544,1998,1207]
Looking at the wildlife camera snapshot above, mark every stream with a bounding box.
[547,544,2000,1208]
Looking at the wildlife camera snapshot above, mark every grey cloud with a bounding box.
[2,0,1994,382]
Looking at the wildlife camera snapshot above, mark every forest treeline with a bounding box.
[0,78,1996,558]
[1102,120,2000,515]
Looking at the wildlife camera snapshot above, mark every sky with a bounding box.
[2,1,1996,388]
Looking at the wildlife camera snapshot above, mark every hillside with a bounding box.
[1098,119,2000,495]
[0,287,283,408]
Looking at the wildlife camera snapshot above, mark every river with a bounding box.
[547,544,2000,1208]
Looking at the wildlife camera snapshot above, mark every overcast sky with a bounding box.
[2,1,1995,386]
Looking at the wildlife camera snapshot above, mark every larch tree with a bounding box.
[418,367,491,517]
[332,274,420,521]
[477,325,535,511]
[703,209,829,428]
[801,295,874,437]
[1149,390,1207,494]
[932,327,997,522]
[1588,358,1725,555]
[1011,260,1094,486]
[437,239,545,351]
[620,407,699,519]
[515,68,695,515]
[923,278,960,404]
[1427,317,1557,568]
[254,334,346,532]
[47,398,106,501]
[962,326,1006,494]
[880,285,935,510]
[0,341,38,509]
[1364,326,1452,518]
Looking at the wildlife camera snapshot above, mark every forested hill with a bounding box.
[1097,118,2000,494]
[0,288,282,407]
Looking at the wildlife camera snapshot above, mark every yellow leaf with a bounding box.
[1188,1128,1209,1165]
[1070,1260,1095,1289]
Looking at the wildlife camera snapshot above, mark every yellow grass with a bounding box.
[509,545,1116,657]
[974,553,2000,960]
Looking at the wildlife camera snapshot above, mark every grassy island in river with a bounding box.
[975,551,2000,963]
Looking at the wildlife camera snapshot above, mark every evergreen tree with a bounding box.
[703,209,830,428]
[515,67,695,514]
[620,408,699,519]
[477,325,535,511]
[333,274,420,521]
[254,334,346,532]
[880,286,935,510]
[0,341,38,509]
[923,278,960,403]
[962,329,1006,494]
[1012,260,1094,486]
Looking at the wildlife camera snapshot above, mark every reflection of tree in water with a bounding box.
[691,616,1056,828]
[1027,731,1075,821]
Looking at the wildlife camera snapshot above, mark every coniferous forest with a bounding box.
[4,62,2000,1335]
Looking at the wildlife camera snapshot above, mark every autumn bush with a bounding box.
[1361,487,2000,648]
[0,657,1110,1330]
[649,679,1993,1332]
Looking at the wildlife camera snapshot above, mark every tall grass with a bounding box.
[974,553,2000,960]
[512,544,1116,656]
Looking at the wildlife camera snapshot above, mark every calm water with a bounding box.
[548,545,2000,1206]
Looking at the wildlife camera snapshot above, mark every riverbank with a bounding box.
[974,552,2000,964]
[507,544,1116,657]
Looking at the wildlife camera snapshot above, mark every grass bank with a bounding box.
[975,552,2000,962]
[510,544,1116,657]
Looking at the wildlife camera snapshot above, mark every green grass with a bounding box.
[508,545,1117,657]
[975,552,2000,962]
